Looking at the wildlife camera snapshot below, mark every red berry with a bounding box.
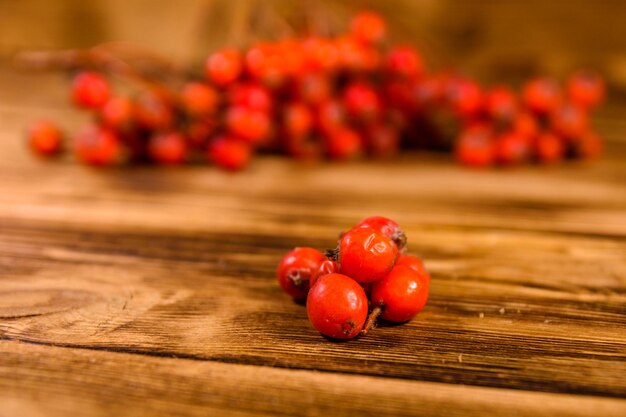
[185,119,216,149]
[343,82,381,121]
[100,96,135,131]
[370,264,429,322]
[208,135,252,171]
[71,71,110,109]
[334,228,398,283]
[355,216,406,250]
[226,106,271,145]
[523,77,562,114]
[302,37,340,72]
[74,125,121,166]
[567,71,605,109]
[148,132,188,165]
[512,111,540,139]
[306,273,368,339]
[396,255,430,288]
[27,120,64,156]
[206,48,242,86]
[446,78,484,118]
[534,132,564,164]
[228,83,273,112]
[350,11,387,44]
[135,92,174,130]
[316,100,347,134]
[385,45,423,78]
[245,43,285,88]
[325,128,363,160]
[277,247,326,301]
[283,102,313,138]
[494,131,531,165]
[310,259,339,289]
[455,124,495,167]
[551,104,589,139]
[296,72,331,105]
[485,86,518,120]
[180,82,219,117]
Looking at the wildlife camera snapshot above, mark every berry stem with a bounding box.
[361,305,382,335]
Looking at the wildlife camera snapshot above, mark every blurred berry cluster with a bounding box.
[27,11,606,170]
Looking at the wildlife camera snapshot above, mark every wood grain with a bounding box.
[2,340,626,417]
[1,71,626,415]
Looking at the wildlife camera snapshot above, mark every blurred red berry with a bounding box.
[148,132,188,165]
[283,102,313,138]
[277,247,326,301]
[296,72,331,105]
[485,86,518,120]
[350,11,387,44]
[180,82,219,117]
[208,135,252,170]
[551,104,589,139]
[245,43,285,88]
[494,131,531,165]
[135,92,174,130]
[316,99,347,134]
[302,37,340,72]
[446,78,484,118]
[27,120,64,156]
[284,135,322,160]
[567,71,606,109]
[74,125,121,166]
[226,106,271,145]
[228,83,273,112]
[325,128,363,160]
[385,46,423,78]
[455,124,494,167]
[206,48,242,86]
[100,96,135,131]
[343,82,381,121]
[512,111,540,140]
[185,119,216,149]
[523,77,562,114]
[534,132,564,164]
[71,71,110,109]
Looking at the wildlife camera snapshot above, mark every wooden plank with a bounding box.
[1,217,625,397]
[1,340,625,417]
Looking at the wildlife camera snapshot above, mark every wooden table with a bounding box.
[1,70,625,416]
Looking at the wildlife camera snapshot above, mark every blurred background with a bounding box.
[1,0,626,94]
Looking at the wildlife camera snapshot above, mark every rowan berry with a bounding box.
[355,216,406,250]
[325,128,363,160]
[208,135,252,171]
[310,259,339,289]
[71,71,110,109]
[551,104,589,139]
[534,132,564,164]
[522,77,561,114]
[343,82,381,121]
[306,273,368,339]
[455,124,494,167]
[206,48,242,86]
[226,106,271,145]
[370,264,429,322]
[283,102,313,138]
[100,96,136,132]
[74,125,121,166]
[331,227,398,283]
[148,132,188,165]
[385,46,423,79]
[27,120,64,156]
[180,82,219,117]
[350,11,387,44]
[567,71,606,109]
[277,247,326,301]
[485,86,518,120]
[494,131,531,165]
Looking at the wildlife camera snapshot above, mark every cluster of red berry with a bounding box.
[277,216,429,339]
[26,11,606,169]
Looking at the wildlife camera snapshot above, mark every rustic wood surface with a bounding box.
[0,70,626,416]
